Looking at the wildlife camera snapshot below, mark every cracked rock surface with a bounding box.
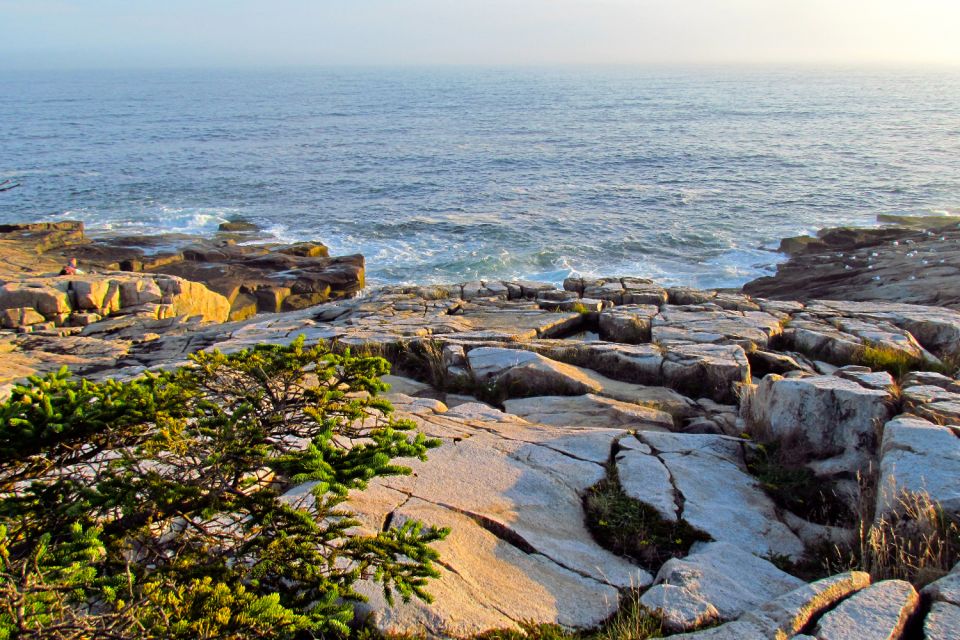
[348,395,651,636]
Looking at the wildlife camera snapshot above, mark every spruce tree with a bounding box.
[0,337,447,639]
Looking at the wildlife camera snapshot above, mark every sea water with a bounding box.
[1,66,959,288]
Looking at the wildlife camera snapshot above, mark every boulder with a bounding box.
[466,347,697,413]
[70,279,112,310]
[743,374,894,477]
[901,371,960,392]
[924,601,960,640]
[639,584,720,632]
[0,282,71,317]
[660,342,751,403]
[921,561,960,606]
[651,306,782,350]
[806,300,960,355]
[652,541,805,621]
[740,571,871,638]
[0,307,46,329]
[668,620,768,639]
[813,579,919,640]
[598,304,659,343]
[877,415,960,518]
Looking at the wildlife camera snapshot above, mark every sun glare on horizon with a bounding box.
[0,0,959,69]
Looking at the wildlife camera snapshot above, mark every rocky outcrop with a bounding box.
[743,374,894,481]
[744,220,960,309]
[877,415,960,518]
[2,260,960,638]
[501,394,674,431]
[650,542,805,621]
[345,396,650,636]
[0,221,364,321]
[622,432,805,559]
[0,274,230,331]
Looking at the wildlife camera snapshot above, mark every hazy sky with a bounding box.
[2,0,959,69]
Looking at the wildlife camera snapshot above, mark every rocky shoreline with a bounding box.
[0,221,365,322]
[744,215,960,308]
[1,219,959,639]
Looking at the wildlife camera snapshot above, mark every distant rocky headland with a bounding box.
[1,217,959,639]
[745,214,960,308]
[0,220,365,323]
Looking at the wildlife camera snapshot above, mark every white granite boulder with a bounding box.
[652,541,805,621]
[877,415,960,518]
[743,374,894,477]
[813,579,919,640]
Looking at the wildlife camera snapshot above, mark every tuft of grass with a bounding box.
[928,351,960,378]
[856,489,960,587]
[592,592,664,640]
[583,469,710,570]
[791,478,960,588]
[852,343,922,378]
[399,339,450,390]
[569,302,591,315]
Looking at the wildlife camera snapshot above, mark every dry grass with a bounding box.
[818,476,960,588]
[593,590,663,640]
[858,489,960,587]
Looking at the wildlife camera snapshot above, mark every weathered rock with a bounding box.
[924,601,960,640]
[70,279,111,310]
[615,438,678,521]
[217,219,259,232]
[636,431,805,559]
[743,224,960,310]
[651,306,783,350]
[502,394,673,431]
[805,299,960,355]
[466,347,699,412]
[743,374,893,478]
[748,349,815,377]
[921,561,960,606]
[739,571,872,638]
[668,287,717,306]
[813,579,919,640]
[639,583,720,632]
[901,371,960,392]
[660,342,751,403]
[345,398,650,636]
[837,368,895,392]
[877,415,960,518]
[653,541,805,621]
[0,306,46,328]
[598,304,659,343]
[0,282,71,317]
[782,314,936,367]
[668,620,768,640]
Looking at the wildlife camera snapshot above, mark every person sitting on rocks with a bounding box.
[59,258,85,276]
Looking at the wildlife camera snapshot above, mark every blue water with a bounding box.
[2,67,959,288]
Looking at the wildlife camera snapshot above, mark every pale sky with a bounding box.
[2,0,959,69]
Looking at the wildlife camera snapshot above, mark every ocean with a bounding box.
[1,67,959,288]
